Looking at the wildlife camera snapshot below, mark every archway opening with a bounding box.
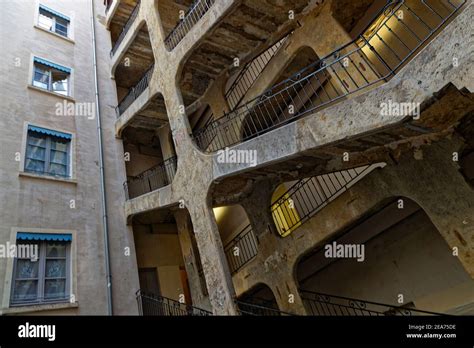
[236,283,281,316]
[295,198,474,315]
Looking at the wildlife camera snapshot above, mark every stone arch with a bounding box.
[111,18,149,77]
[212,204,259,275]
[292,196,474,315]
[236,282,282,315]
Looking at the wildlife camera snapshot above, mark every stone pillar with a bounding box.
[269,271,307,315]
[143,0,168,59]
[174,209,211,310]
[239,179,308,315]
[160,66,238,315]
[300,3,379,94]
[157,124,176,159]
[393,140,474,279]
[187,198,239,315]
[208,74,231,117]
[160,83,194,160]
[240,179,279,237]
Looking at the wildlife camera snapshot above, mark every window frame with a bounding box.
[24,129,71,178]
[32,62,70,96]
[10,240,71,306]
[37,6,69,37]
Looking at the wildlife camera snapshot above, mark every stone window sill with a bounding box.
[27,85,75,102]
[19,171,77,185]
[34,25,75,44]
[2,301,78,315]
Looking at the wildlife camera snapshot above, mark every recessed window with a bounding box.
[11,233,72,306]
[38,4,70,37]
[32,57,71,96]
[105,0,113,13]
[25,125,72,178]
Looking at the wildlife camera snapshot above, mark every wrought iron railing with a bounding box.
[124,156,177,200]
[193,0,466,152]
[116,63,154,117]
[195,36,289,151]
[300,290,445,316]
[136,290,212,316]
[271,163,385,237]
[110,0,141,57]
[224,224,258,274]
[164,0,216,51]
[222,164,384,275]
[225,35,290,111]
[236,299,295,316]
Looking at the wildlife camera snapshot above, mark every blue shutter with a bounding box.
[17,232,72,242]
[39,4,70,22]
[34,57,71,74]
[28,125,72,140]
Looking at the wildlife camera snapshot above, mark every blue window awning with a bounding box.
[28,125,72,140]
[34,57,71,74]
[39,4,70,22]
[17,232,72,242]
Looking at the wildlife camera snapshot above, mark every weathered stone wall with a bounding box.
[0,0,139,315]
[112,0,472,315]
[232,137,474,314]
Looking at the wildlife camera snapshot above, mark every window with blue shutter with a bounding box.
[11,233,72,305]
[25,125,72,178]
[32,57,71,96]
[38,4,70,37]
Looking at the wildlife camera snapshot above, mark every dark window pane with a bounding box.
[15,259,39,279]
[44,279,66,299]
[33,67,49,90]
[46,243,67,258]
[45,259,66,278]
[25,159,45,173]
[50,150,67,165]
[12,280,38,302]
[26,145,46,161]
[50,139,68,152]
[55,22,68,37]
[27,132,47,147]
[49,163,67,176]
[56,17,68,27]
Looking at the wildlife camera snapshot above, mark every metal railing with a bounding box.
[300,290,445,316]
[222,164,383,274]
[110,0,141,57]
[224,224,258,274]
[225,35,290,111]
[271,163,385,237]
[236,299,295,316]
[115,63,154,117]
[124,156,177,200]
[195,36,289,151]
[136,290,212,316]
[164,0,216,51]
[193,0,465,152]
